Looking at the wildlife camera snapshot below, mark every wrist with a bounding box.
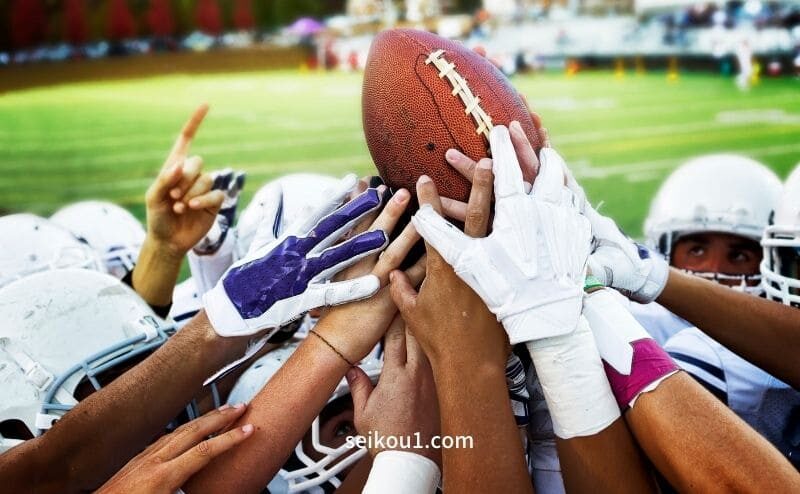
[525,318,620,439]
[143,235,185,263]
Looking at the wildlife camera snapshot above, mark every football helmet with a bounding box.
[0,213,105,288]
[644,154,781,292]
[761,163,800,306]
[236,173,341,259]
[0,269,174,453]
[169,277,203,329]
[228,340,382,493]
[51,201,145,279]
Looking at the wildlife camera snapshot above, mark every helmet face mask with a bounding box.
[760,163,800,307]
[50,201,145,280]
[0,270,174,453]
[228,340,383,493]
[644,154,782,295]
[761,227,800,307]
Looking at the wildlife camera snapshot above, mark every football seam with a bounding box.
[425,49,495,141]
[412,52,461,153]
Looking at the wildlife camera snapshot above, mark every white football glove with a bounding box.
[561,166,668,303]
[412,126,591,344]
[204,174,388,337]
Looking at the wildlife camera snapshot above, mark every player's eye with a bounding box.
[729,250,752,263]
[688,245,705,257]
[334,421,356,438]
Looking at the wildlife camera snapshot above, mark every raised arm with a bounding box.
[657,268,800,388]
[0,312,251,493]
[186,187,424,493]
[133,104,225,307]
[391,174,532,494]
[439,124,655,492]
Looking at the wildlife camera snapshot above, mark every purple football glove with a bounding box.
[204,174,388,337]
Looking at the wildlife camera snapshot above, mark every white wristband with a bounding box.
[525,316,620,439]
[362,451,441,494]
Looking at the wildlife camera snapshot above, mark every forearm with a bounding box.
[627,372,800,491]
[658,268,800,387]
[525,311,654,493]
[432,357,532,494]
[186,333,350,493]
[132,236,184,306]
[0,313,248,493]
[556,419,654,493]
[334,456,373,494]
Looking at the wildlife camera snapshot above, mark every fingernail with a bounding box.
[418,175,431,184]
[377,184,387,194]
[478,159,492,170]
[242,424,254,434]
[389,271,396,282]
[524,181,532,193]
[445,149,462,162]
[233,403,245,409]
[510,120,522,134]
[218,404,231,411]
[170,188,182,199]
[189,199,200,208]
[346,368,358,381]
[393,189,409,203]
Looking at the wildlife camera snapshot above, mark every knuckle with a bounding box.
[195,439,213,457]
[466,209,486,225]
[473,169,493,187]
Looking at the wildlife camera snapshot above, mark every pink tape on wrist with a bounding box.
[603,338,678,409]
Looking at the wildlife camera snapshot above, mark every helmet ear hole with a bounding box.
[0,419,34,441]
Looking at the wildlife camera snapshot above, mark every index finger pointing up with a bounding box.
[164,104,210,170]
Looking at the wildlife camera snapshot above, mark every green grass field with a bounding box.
[1,69,799,239]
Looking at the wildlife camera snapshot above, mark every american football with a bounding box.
[2,1,800,492]
[362,28,541,203]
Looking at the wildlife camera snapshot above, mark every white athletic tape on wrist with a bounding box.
[525,317,620,439]
[363,450,441,494]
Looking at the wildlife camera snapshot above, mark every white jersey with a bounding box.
[665,328,800,468]
[626,299,692,346]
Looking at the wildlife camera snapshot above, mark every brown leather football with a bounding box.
[362,28,540,203]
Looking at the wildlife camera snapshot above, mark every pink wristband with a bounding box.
[603,338,678,409]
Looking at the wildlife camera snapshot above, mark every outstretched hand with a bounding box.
[96,404,253,494]
[145,104,225,258]
[347,315,441,465]
[389,165,508,368]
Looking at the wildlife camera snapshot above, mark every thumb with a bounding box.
[346,366,374,415]
[389,270,418,317]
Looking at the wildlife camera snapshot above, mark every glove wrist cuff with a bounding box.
[203,283,247,337]
[634,257,669,303]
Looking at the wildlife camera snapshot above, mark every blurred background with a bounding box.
[1,0,799,240]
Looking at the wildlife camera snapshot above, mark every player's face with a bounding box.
[671,232,762,286]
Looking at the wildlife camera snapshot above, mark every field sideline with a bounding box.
[1,69,799,239]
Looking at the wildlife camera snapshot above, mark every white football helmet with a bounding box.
[169,277,203,329]
[0,269,174,453]
[51,201,145,279]
[644,154,781,292]
[236,173,341,259]
[761,164,800,306]
[228,340,382,493]
[0,213,105,288]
